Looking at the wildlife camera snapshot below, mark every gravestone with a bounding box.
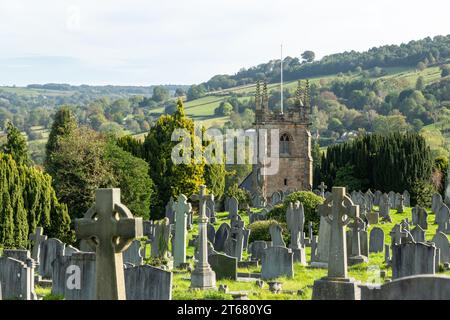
[385,244,391,265]
[190,185,216,289]
[269,223,286,247]
[173,194,191,268]
[286,201,306,265]
[0,256,36,300]
[39,238,66,278]
[379,194,391,221]
[432,231,450,264]
[165,197,175,224]
[432,193,443,215]
[123,240,143,266]
[396,194,404,213]
[412,206,428,230]
[151,218,171,259]
[143,220,154,239]
[65,245,79,256]
[312,187,361,300]
[318,182,327,198]
[248,241,268,261]
[125,265,172,300]
[228,197,239,220]
[261,246,294,280]
[313,216,331,267]
[229,219,246,261]
[52,252,96,300]
[388,191,396,208]
[311,235,318,263]
[271,191,282,205]
[369,227,384,253]
[74,188,143,300]
[367,211,379,225]
[208,252,237,280]
[411,225,426,243]
[403,190,410,207]
[3,249,31,263]
[392,242,437,279]
[347,217,368,265]
[214,223,231,252]
[207,223,216,244]
[206,195,216,224]
[390,224,413,247]
[436,204,450,233]
[373,190,382,206]
[28,227,47,264]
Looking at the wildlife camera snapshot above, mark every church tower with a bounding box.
[251,80,313,201]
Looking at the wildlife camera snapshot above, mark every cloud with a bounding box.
[0,0,448,85]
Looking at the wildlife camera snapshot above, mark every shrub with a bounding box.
[410,180,435,208]
[225,183,251,206]
[267,191,324,234]
[248,220,288,244]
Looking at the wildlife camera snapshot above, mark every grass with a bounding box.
[166,204,450,300]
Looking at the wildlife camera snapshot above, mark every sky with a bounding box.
[0,0,449,86]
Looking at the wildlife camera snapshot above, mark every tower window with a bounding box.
[280,133,292,155]
[284,178,288,186]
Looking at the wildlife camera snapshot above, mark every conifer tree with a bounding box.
[3,121,30,166]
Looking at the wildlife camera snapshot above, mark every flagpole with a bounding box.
[280,44,283,114]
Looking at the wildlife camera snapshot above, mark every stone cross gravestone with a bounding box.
[318,182,327,199]
[29,227,47,264]
[347,217,368,265]
[75,188,143,300]
[190,185,216,289]
[312,187,361,300]
[173,194,191,267]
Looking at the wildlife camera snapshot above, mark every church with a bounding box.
[240,80,313,203]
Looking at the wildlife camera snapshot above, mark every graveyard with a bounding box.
[2,184,450,301]
[1,1,450,309]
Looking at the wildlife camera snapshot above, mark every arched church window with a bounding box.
[280,133,292,155]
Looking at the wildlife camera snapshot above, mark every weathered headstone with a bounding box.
[52,252,96,300]
[261,246,294,280]
[75,188,143,300]
[3,249,32,263]
[379,194,391,221]
[165,197,175,224]
[312,187,361,300]
[369,227,384,253]
[411,225,426,243]
[214,223,231,252]
[347,217,368,265]
[151,218,171,259]
[269,223,286,247]
[396,194,404,213]
[123,240,143,266]
[228,197,239,220]
[432,231,450,264]
[436,204,450,233]
[28,227,47,264]
[206,195,216,223]
[412,206,428,230]
[248,241,268,261]
[392,242,437,279]
[313,215,331,267]
[124,265,172,300]
[402,190,410,207]
[432,193,443,215]
[190,185,216,289]
[286,201,306,265]
[318,182,327,199]
[0,256,36,300]
[173,194,191,268]
[367,211,379,225]
[39,238,66,278]
[373,190,382,206]
[208,252,237,280]
[207,223,216,244]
